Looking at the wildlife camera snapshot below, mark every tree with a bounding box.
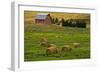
[51,17,55,24]
[76,20,86,28]
[55,18,58,23]
[61,18,65,26]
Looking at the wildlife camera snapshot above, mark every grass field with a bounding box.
[24,24,90,61]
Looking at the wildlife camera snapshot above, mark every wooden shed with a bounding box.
[35,13,52,25]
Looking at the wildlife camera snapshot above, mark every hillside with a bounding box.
[24,11,90,24]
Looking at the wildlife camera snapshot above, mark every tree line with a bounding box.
[51,17,86,28]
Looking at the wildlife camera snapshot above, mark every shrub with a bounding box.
[62,19,86,28]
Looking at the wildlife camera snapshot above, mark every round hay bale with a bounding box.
[73,43,80,48]
[46,46,58,56]
[40,38,49,47]
[62,45,72,52]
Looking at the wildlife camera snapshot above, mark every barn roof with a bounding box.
[35,13,49,20]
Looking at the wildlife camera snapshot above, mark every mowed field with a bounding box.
[24,24,90,61]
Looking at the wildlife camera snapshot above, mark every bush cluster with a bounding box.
[61,19,86,28]
[51,17,86,28]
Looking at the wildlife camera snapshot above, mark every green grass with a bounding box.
[24,24,90,61]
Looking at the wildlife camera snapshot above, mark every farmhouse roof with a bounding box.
[35,13,49,20]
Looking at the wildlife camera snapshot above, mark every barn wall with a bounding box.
[35,19,45,24]
[35,15,52,25]
[45,15,51,25]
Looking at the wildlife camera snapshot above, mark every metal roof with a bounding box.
[35,13,49,20]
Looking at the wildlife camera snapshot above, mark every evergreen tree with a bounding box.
[61,18,65,26]
[51,17,55,24]
[55,18,58,23]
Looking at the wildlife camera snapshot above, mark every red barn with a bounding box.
[35,13,52,25]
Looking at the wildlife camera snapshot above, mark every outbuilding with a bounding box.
[35,13,52,25]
